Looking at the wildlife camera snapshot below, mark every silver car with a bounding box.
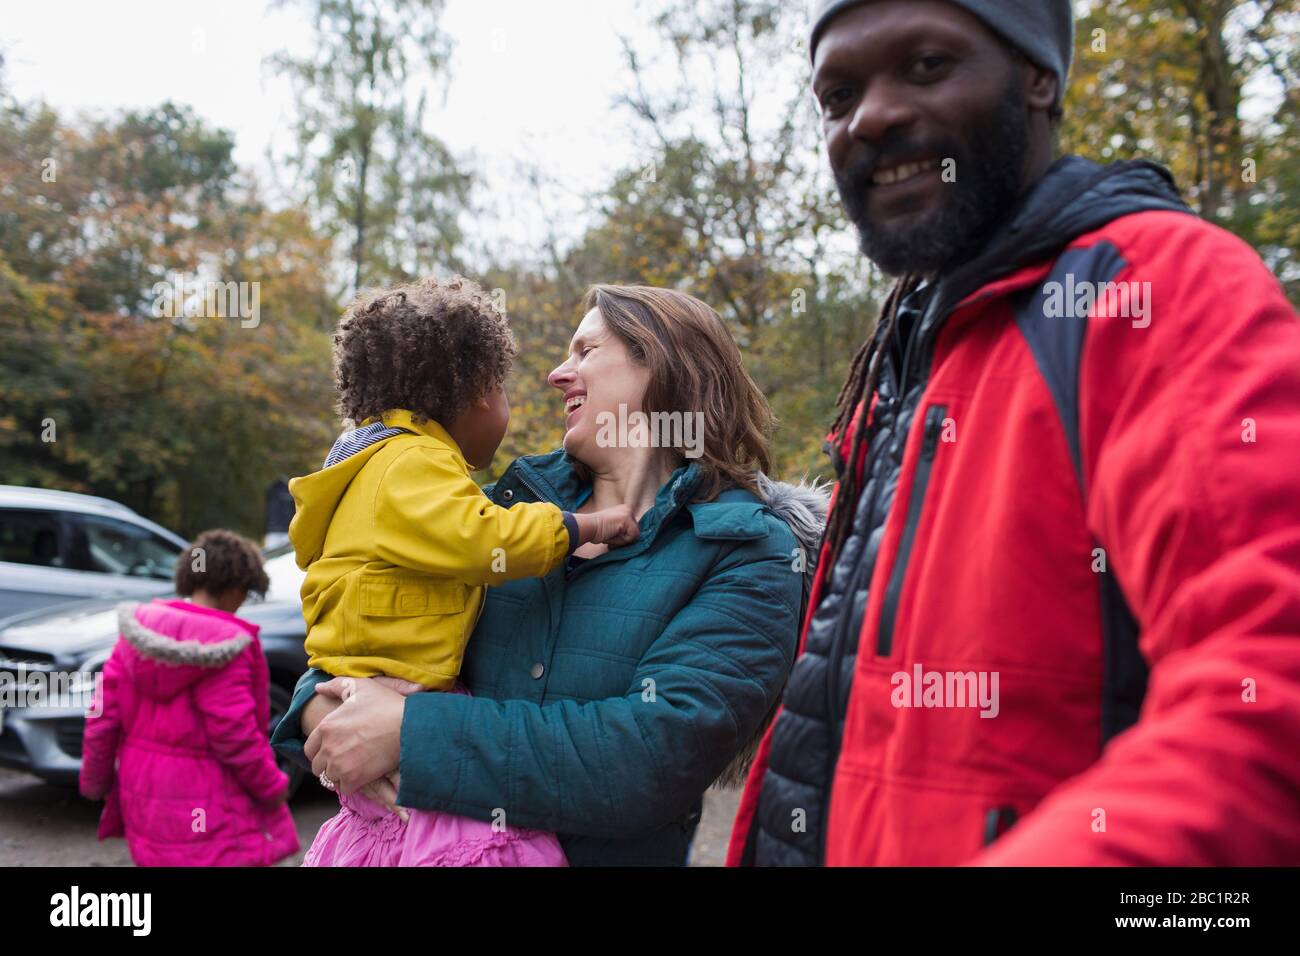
[0,546,311,793]
[0,486,188,623]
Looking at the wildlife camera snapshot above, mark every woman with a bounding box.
[272,284,827,866]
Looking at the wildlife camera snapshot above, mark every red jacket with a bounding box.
[729,158,1300,866]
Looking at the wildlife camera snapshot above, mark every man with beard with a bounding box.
[728,0,1300,866]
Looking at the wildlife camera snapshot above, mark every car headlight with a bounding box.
[78,648,111,676]
[65,648,112,699]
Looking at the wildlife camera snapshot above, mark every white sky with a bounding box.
[5,1,1281,268]
[1,0,681,259]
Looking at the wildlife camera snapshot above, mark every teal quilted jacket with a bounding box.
[272,449,827,866]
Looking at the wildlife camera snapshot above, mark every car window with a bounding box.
[0,509,65,568]
[74,515,178,580]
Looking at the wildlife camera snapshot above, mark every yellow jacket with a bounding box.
[288,409,571,688]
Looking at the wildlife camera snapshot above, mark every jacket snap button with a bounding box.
[530,662,544,679]
[502,488,514,501]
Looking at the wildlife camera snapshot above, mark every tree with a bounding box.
[1064,0,1298,297]
[0,94,338,537]
[469,1,891,483]
[567,0,882,478]
[269,0,472,294]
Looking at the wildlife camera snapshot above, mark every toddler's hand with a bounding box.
[360,771,408,823]
[373,675,428,697]
[590,504,640,548]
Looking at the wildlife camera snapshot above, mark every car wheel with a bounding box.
[268,682,308,800]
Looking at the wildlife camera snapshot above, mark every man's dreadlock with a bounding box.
[823,274,923,570]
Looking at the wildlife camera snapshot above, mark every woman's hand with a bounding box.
[305,677,405,798]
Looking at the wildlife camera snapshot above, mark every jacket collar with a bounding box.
[935,155,1190,319]
[505,449,591,510]
[503,450,768,545]
[825,158,1191,463]
[120,602,254,668]
[368,409,467,468]
[510,448,701,511]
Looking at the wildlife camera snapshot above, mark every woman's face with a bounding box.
[547,308,651,469]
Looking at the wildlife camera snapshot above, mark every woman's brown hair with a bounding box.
[577,285,775,502]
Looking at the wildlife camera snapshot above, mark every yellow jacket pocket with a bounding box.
[324,573,477,686]
[358,576,466,617]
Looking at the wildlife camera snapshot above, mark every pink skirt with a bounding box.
[302,683,566,867]
[303,790,568,867]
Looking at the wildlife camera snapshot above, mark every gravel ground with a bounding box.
[0,766,741,867]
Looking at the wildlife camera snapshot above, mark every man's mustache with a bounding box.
[835,135,960,209]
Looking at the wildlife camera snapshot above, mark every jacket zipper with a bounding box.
[821,341,909,746]
[817,306,937,859]
[822,492,878,765]
[813,284,974,859]
[818,404,947,860]
[513,463,708,837]
[512,467,549,505]
[983,805,1019,845]
[876,404,947,657]
[816,332,941,863]
[507,469,562,636]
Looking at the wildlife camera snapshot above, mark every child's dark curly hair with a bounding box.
[333,275,517,426]
[174,529,269,599]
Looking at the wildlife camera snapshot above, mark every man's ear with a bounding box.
[1023,61,1058,113]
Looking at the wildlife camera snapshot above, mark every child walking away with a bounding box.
[79,529,299,866]
[284,275,638,867]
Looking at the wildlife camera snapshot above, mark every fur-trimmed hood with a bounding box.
[117,600,257,700]
[754,472,831,575]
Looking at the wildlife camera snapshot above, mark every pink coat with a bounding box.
[79,599,300,866]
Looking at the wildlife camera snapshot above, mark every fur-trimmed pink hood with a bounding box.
[118,600,258,700]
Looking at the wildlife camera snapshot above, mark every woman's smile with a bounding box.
[564,390,588,428]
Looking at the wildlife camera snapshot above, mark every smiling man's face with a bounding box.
[812,1,1038,276]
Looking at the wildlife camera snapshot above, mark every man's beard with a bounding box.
[834,77,1030,277]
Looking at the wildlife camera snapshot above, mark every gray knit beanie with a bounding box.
[807,0,1075,108]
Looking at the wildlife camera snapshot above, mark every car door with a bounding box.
[62,513,180,603]
[0,508,102,621]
